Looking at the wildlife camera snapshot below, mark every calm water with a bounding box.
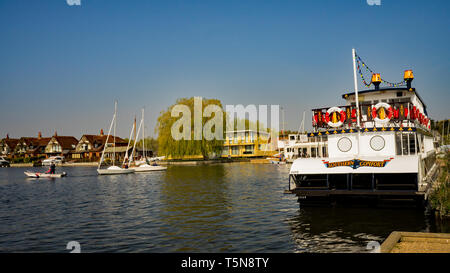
[0,163,445,253]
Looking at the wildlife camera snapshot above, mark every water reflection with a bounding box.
[159,164,232,251]
[286,207,433,252]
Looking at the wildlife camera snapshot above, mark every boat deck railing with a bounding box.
[311,101,430,132]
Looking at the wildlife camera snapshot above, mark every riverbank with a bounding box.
[8,159,254,167]
[159,158,250,165]
[10,162,98,168]
[429,152,450,218]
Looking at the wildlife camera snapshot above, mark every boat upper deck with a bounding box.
[311,87,431,133]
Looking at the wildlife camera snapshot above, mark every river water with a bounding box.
[0,163,445,253]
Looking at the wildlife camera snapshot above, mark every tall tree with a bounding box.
[156,97,226,159]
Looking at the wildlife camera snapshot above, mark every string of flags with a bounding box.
[356,58,372,87]
[355,53,406,88]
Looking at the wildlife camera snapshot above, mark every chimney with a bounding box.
[404,70,414,91]
[371,73,382,90]
[6,134,9,139]
[54,131,57,137]
[100,129,104,136]
[38,131,42,139]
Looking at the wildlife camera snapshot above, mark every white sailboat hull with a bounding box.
[97,166,135,175]
[132,164,167,172]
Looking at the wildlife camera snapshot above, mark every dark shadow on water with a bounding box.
[286,205,438,253]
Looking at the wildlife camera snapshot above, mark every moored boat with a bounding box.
[286,49,438,206]
[129,108,168,172]
[97,166,134,175]
[132,163,167,172]
[97,101,133,175]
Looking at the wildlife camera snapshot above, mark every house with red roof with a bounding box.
[14,132,51,158]
[71,129,128,161]
[0,134,19,157]
[44,131,78,158]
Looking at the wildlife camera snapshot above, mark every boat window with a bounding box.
[351,174,373,190]
[402,134,409,155]
[395,133,402,155]
[375,173,417,190]
[328,174,348,190]
[294,174,327,188]
[322,146,328,157]
[409,133,416,154]
[361,106,367,116]
[302,148,307,157]
[243,145,253,154]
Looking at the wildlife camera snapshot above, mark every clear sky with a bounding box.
[1,0,449,138]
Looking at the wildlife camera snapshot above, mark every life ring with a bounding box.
[326,107,346,127]
[373,102,393,123]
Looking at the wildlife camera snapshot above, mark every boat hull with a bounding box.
[132,165,167,172]
[24,171,67,178]
[287,154,438,206]
[97,168,135,175]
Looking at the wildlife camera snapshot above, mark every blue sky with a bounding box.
[0,0,449,138]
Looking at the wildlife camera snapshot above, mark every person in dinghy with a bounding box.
[46,161,56,174]
[24,161,66,178]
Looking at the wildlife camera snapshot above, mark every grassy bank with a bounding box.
[429,152,450,218]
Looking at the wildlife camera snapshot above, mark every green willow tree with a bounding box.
[156,97,226,159]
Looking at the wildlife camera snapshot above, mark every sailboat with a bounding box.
[97,101,135,175]
[131,108,167,172]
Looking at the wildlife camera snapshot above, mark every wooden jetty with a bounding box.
[381,231,450,253]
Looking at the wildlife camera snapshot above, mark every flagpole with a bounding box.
[352,48,361,129]
[352,48,361,156]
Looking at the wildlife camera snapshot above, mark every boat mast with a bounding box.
[113,100,117,166]
[297,111,305,135]
[98,102,116,170]
[142,108,145,160]
[133,115,137,154]
[352,49,361,155]
[122,120,135,166]
[129,115,143,166]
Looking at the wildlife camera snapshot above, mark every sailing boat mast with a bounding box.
[113,100,117,166]
[142,108,145,160]
[122,120,136,166]
[97,101,116,169]
[133,115,137,156]
[129,114,143,165]
[297,111,305,135]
